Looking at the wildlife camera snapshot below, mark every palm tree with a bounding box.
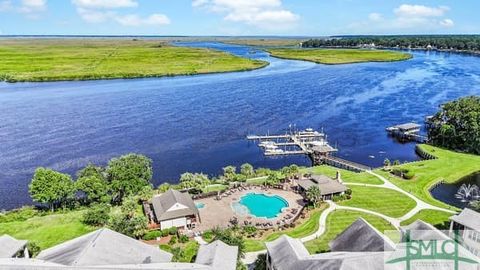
[306,186,322,207]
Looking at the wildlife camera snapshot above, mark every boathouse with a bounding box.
[150,189,200,230]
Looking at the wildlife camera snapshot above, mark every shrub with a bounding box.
[169,235,178,245]
[82,204,110,226]
[0,207,38,223]
[345,189,352,195]
[168,227,178,235]
[143,230,162,241]
[403,170,416,180]
[202,231,214,242]
[161,230,170,237]
[242,225,257,236]
[179,234,189,243]
[27,242,41,258]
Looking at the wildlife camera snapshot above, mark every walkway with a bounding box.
[241,169,457,264]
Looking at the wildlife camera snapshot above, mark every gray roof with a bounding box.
[329,218,395,252]
[0,235,27,258]
[450,208,480,231]
[266,235,387,270]
[296,175,347,196]
[195,240,238,270]
[36,228,172,266]
[394,123,421,131]
[400,220,449,241]
[0,261,212,270]
[152,189,199,222]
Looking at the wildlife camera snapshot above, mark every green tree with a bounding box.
[137,185,154,201]
[306,186,322,207]
[29,168,75,211]
[109,213,147,238]
[253,254,267,270]
[76,175,110,204]
[77,164,105,180]
[428,96,480,154]
[106,154,153,203]
[82,204,110,226]
[383,158,391,168]
[222,166,237,182]
[158,183,172,193]
[211,227,245,259]
[393,160,401,166]
[265,172,283,186]
[240,163,254,177]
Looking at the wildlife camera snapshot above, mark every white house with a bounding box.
[450,208,480,257]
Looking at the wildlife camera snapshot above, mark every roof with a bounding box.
[400,220,449,241]
[36,228,172,266]
[0,235,27,258]
[195,240,238,270]
[151,189,199,222]
[394,123,421,131]
[0,261,212,270]
[450,208,480,231]
[329,218,396,252]
[266,235,387,270]
[296,175,347,196]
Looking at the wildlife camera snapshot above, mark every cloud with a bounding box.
[346,4,454,34]
[72,0,137,9]
[72,0,170,27]
[192,0,299,31]
[0,0,47,18]
[0,0,12,12]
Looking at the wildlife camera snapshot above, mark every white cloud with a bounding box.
[0,0,47,18]
[72,0,137,9]
[394,4,449,18]
[192,0,299,31]
[0,0,12,12]
[440,18,454,27]
[72,0,170,27]
[368,13,383,22]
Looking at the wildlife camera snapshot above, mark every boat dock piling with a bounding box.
[386,123,428,143]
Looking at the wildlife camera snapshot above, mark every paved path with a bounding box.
[241,170,457,264]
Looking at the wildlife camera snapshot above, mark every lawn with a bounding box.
[267,48,412,65]
[160,240,199,263]
[243,204,327,252]
[201,184,228,193]
[375,144,480,210]
[338,185,417,218]
[246,176,268,185]
[0,210,95,250]
[305,165,383,185]
[304,209,397,254]
[0,39,267,82]
[400,209,455,230]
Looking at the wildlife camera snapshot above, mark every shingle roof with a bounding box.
[296,175,347,196]
[195,240,238,270]
[151,189,199,222]
[400,220,449,241]
[329,218,395,252]
[266,235,387,270]
[0,235,27,258]
[450,208,480,231]
[36,228,172,266]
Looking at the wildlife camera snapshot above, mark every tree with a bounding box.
[106,154,153,203]
[470,200,480,212]
[76,175,110,204]
[253,253,267,270]
[109,213,147,238]
[428,96,480,154]
[157,183,172,193]
[240,163,254,177]
[266,172,283,186]
[77,164,105,180]
[306,186,322,207]
[137,185,154,202]
[211,227,245,259]
[179,173,211,189]
[383,158,391,168]
[222,166,237,181]
[82,204,110,226]
[393,160,401,166]
[29,168,75,211]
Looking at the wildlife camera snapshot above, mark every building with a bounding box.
[150,189,200,230]
[294,174,347,200]
[0,235,28,259]
[1,229,239,270]
[36,228,173,266]
[450,208,480,257]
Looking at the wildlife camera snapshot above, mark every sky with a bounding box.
[0,0,479,36]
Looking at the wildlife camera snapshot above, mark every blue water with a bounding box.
[237,193,289,219]
[1,42,480,210]
[196,202,205,209]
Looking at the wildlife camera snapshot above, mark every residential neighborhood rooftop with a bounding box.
[151,189,199,222]
[0,235,28,259]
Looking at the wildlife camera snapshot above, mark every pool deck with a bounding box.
[193,186,305,232]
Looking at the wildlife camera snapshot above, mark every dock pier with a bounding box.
[386,123,428,143]
[247,128,371,172]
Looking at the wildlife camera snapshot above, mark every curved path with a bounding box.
[239,170,457,264]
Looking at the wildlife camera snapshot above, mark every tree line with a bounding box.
[302,36,480,52]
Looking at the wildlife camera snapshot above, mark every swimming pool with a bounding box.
[196,202,205,209]
[233,193,289,219]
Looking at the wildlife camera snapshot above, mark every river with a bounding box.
[1,42,480,210]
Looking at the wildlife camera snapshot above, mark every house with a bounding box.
[151,189,200,230]
[450,208,480,257]
[0,235,28,259]
[294,174,347,200]
[36,228,173,266]
[195,240,238,270]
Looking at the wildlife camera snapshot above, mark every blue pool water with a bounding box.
[236,193,289,219]
[2,41,480,210]
[196,202,205,209]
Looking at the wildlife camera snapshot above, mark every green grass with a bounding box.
[400,209,454,230]
[376,144,480,210]
[304,209,397,254]
[244,204,327,252]
[246,176,268,185]
[160,240,199,263]
[338,185,416,218]
[201,184,228,193]
[0,210,95,249]
[267,48,412,65]
[0,39,268,82]
[305,165,383,185]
